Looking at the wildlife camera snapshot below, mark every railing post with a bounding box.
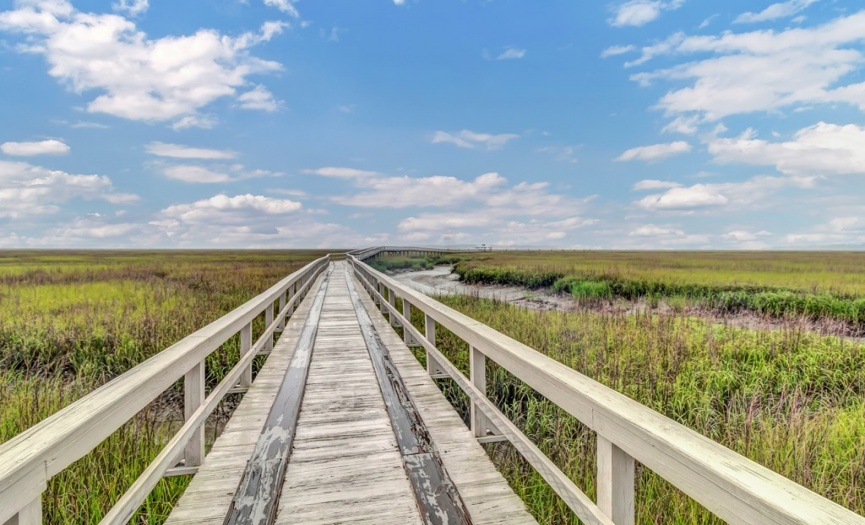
[597,435,635,525]
[470,346,496,438]
[402,299,414,345]
[5,495,42,525]
[388,290,397,326]
[184,361,205,468]
[239,322,253,388]
[278,291,287,329]
[425,314,445,377]
[265,302,274,353]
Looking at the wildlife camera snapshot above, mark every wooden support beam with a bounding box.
[265,303,274,354]
[4,495,41,525]
[402,299,414,345]
[388,289,397,327]
[424,314,445,377]
[470,347,498,439]
[183,362,205,468]
[239,322,253,388]
[597,435,635,525]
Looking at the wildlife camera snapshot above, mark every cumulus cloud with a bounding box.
[629,224,685,236]
[721,230,771,241]
[1,139,70,156]
[332,172,507,208]
[160,163,281,184]
[616,141,691,162]
[262,0,300,17]
[632,179,683,190]
[626,11,865,121]
[601,44,635,58]
[709,122,865,177]
[431,130,519,150]
[303,167,380,178]
[146,142,237,160]
[636,176,787,211]
[0,1,287,125]
[735,0,818,24]
[237,85,282,112]
[496,47,526,60]
[609,0,685,27]
[0,159,136,218]
[112,0,148,16]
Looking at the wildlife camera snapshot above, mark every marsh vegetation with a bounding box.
[0,250,324,523]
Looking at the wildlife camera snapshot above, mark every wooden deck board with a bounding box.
[166,261,534,524]
[350,268,537,525]
[274,265,421,524]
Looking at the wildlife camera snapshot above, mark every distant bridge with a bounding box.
[1,248,863,524]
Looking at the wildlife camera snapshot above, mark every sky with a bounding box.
[1,0,865,249]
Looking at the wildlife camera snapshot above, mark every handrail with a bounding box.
[0,255,330,524]
[348,255,865,525]
[349,246,475,261]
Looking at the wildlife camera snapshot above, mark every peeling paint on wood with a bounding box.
[223,265,333,525]
[344,266,472,525]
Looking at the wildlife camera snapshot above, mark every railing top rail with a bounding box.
[348,246,478,260]
[0,255,330,502]
[348,255,865,525]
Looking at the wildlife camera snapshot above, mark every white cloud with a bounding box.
[735,0,818,24]
[334,172,507,208]
[158,194,301,224]
[262,0,299,17]
[626,11,865,121]
[161,163,281,183]
[497,47,526,60]
[304,167,380,178]
[238,85,282,112]
[601,44,635,58]
[632,179,683,190]
[0,1,287,124]
[609,0,685,28]
[112,0,148,17]
[172,115,217,130]
[146,142,237,160]
[616,141,691,162]
[0,159,136,218]
[709,122,865,177]
[636,176,787,211]
[1,139,70,156]
[162,165,231,183]
[629,224,685,236]
[721,230,771,241]
[431,130,519,150]
[537,145,579,164]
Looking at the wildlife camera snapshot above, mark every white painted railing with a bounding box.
[348,253,865,525]
[0,256,330,525]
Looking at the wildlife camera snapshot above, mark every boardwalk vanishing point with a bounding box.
[2,248,865,524]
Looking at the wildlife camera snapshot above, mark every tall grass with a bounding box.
[0,250,324,523]
[418,294,865,523]
[446,252,865,327]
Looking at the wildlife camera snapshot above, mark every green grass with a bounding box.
[415,294,865,523]
[441,251,865,327]
[367,253,465,273]
[0,250,325,523]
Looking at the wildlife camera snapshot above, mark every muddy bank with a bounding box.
[390,265,865,344]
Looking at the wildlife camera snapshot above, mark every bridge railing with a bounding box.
[348,253,865,525]
[0,255,331,525]
[348,245,475,261]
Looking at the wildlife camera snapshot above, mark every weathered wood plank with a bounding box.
[223,266,333,525]
[344,267,472,525]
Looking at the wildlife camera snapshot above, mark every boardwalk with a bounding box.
[167,261,533,524]
[2,249,865,525]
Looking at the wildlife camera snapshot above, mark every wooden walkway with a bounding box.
[166,261,534,524]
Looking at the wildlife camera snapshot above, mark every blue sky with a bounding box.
[1,0,865,249]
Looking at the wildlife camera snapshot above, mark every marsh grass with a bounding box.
[445,251,865,327]
[0,250,325,523]
[412,294,865,523]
